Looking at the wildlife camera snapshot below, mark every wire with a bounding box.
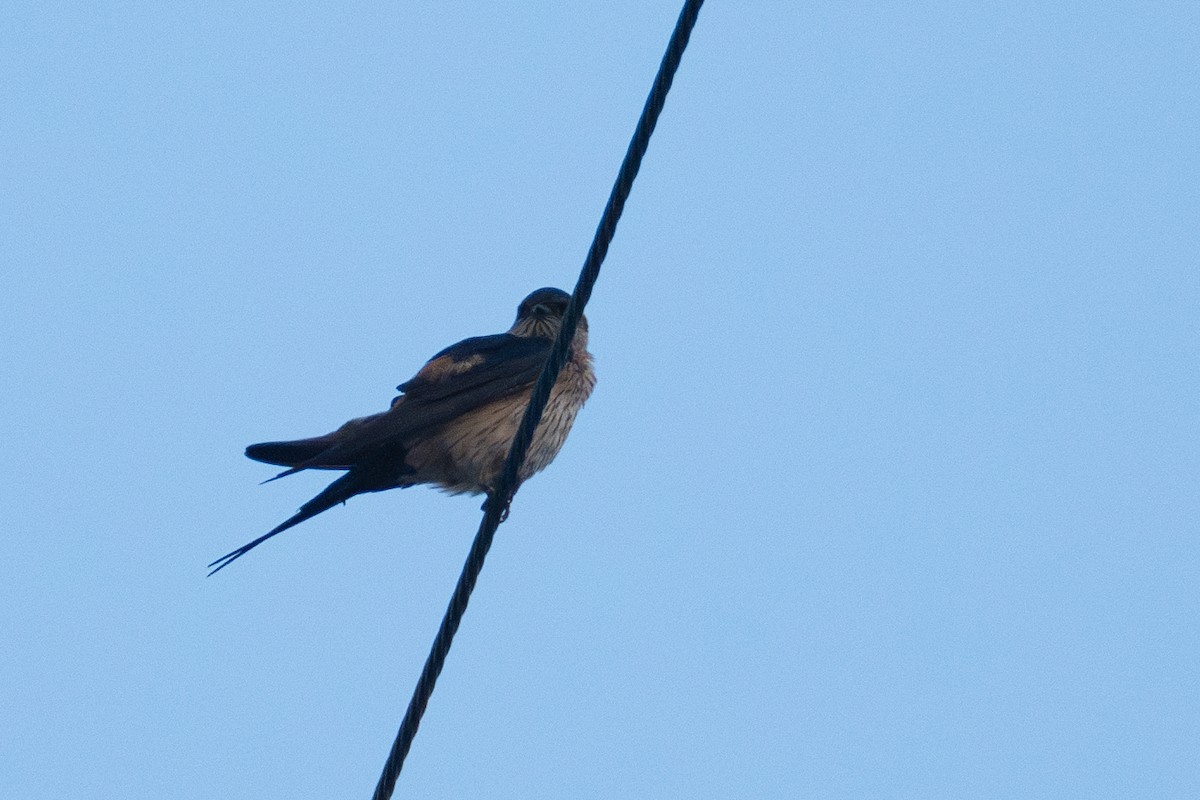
[371,2,705,797]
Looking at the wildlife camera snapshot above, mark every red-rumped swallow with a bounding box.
[209,287,595,575]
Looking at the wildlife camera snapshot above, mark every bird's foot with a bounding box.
[482,491,513,522]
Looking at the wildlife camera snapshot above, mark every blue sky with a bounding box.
[3,2,1197,797]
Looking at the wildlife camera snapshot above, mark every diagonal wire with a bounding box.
[371,2,705,797]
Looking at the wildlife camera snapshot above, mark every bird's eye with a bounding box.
[520,292,569,318]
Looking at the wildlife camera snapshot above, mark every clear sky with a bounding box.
[2,2,1197,798]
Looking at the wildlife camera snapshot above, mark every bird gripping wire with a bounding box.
[371,2,705,797]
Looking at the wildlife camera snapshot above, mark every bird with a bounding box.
[208,287,595,575]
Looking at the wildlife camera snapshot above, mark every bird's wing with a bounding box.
[245,414,382,468]
[397,333,552,402]
[275,334,553,471]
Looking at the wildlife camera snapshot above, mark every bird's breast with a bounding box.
[405,353,596,495]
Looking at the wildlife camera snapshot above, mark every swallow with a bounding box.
[209,287,595,575]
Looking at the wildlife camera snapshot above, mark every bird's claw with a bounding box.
[482,491,513,522]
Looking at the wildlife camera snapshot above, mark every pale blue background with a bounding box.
[2,2,1197,798]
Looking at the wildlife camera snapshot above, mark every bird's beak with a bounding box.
[531,303,553,317]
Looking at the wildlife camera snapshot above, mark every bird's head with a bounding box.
[511,287,586,341]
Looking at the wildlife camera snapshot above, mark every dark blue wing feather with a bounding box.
[397,334,551,401]
[272,334,552,470]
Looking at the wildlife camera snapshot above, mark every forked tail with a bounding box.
[208,472,361,575]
